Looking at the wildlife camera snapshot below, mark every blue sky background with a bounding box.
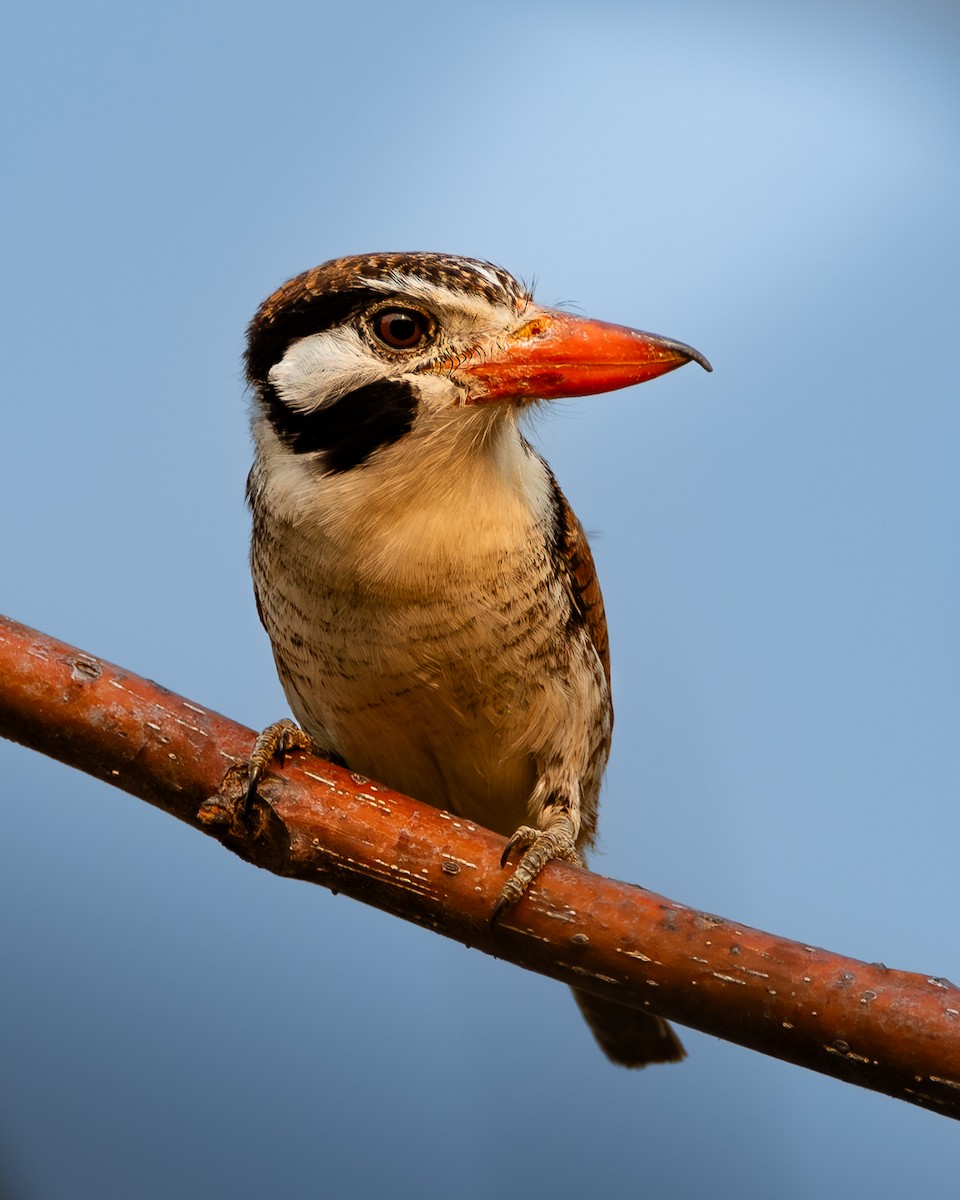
[1,1,958,1196]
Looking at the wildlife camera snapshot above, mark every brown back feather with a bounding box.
[554,488,611,691]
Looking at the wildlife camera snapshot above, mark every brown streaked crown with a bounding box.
[245,252,531,387]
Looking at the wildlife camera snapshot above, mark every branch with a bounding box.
[1,613,957,1119]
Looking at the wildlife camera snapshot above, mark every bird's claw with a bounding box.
[491,819,581,926]
[242,718,314,815]
[499,824,538,868]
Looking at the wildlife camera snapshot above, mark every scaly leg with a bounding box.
[492,797,583,925]
[243,717,316,813]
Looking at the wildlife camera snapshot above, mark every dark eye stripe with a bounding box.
[246,253,532,385]
[261,378,418,473]
[245,288,384,386]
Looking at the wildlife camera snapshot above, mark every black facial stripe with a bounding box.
[245,288,385,385]
[263,378,418,473]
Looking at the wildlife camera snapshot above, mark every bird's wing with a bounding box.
[554,490,611,691]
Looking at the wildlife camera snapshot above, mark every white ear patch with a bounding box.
[267,277,532,419]
[269,327,386,412]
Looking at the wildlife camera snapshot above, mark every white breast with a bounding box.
[250,405,607,837]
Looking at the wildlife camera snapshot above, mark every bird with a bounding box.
[243,251,711,1067]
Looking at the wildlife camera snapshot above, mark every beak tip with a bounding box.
[668,339,712,374]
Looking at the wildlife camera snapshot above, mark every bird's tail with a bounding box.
[572,987,686,1068]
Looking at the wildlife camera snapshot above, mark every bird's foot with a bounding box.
[241,717,315,815]
[199,719,338,834]
[492,817,581,925]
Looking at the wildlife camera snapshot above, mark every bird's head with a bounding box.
[246,251,711,476]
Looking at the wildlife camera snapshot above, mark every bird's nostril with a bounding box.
[514,315,553,342]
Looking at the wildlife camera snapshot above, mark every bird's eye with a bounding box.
[372,308,429,350]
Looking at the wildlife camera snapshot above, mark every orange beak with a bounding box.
[461,307,711,403]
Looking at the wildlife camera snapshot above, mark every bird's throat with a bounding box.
[260,410,554,597]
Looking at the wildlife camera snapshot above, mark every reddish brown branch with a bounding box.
[1,612,958,1118]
